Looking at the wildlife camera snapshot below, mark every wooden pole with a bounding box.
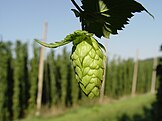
[36,22,48,116]
[131,49,139,96]
[99,42,108,103]
[99,58,107,103]
[151,57,158,94]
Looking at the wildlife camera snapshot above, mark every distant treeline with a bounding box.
[0,41,159,121]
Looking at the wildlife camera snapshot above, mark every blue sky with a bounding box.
[0,0,162,59]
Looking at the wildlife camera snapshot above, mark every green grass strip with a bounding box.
[23,94,155,121]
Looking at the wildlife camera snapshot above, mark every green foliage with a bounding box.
[42,58,51,105]
[12,41,29,119]
[28,42,39,110]
[55,55,62,105]
[71,0,153,38]
[0,42,13,121]
[60,48,73,106]
[106,57,134,98]
[60,48,70,106]
[106,57,156,98]
[123,59,134,94]
[12,41,22,119]
[106,57,118,97]
[137,59,153,93]
[47,50,57,106]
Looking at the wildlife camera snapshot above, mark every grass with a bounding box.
[23,93,155,121]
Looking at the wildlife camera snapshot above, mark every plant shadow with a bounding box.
[118,106,153,121]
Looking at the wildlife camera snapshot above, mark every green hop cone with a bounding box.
[71,35,106,98]
[35,30,106,99]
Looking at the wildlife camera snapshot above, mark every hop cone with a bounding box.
[35,30,106,98]
[71,35,105,98]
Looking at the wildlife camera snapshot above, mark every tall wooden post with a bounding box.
[151,57,158,93]
[99,42,108,103]
[36,22,48,116]
[131,49,139,96]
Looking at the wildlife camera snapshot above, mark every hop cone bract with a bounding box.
[71,35,105,98]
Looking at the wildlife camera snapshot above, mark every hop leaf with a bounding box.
[71,34,106,98]
[71,0,154,38]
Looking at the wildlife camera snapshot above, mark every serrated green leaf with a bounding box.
[72,0,154,38]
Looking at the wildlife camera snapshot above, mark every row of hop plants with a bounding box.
[0,41,157,120]
[106,57,159,98]
[106,58,134,98]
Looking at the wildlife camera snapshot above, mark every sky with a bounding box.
[0,0,162,60]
